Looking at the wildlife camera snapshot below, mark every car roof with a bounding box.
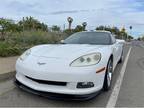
[80,30,111,34]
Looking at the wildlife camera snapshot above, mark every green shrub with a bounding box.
[8,31,67,45]
[0,41,32,57]
[0,42,21,57]
[0,31,69,57]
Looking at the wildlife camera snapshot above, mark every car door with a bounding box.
[110,35,120,68]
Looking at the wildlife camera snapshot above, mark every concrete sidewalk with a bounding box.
[0,56,18,80]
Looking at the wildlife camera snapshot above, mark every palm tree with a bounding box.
[18,17,48,31]
[0,18,13,40]
[74,25,83,32]
[120,27,126,39]
[51,25,60,32]
[82,22,87,31]
[67,17,73,30]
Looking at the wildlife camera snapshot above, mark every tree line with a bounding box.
[0,16,133,41]
[0,17,48,40]
[96,26,133,40]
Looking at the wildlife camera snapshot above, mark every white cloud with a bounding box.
[0,0,144,37]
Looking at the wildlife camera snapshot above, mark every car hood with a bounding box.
[31,44,106,59]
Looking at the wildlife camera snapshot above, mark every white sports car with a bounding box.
[15,31,124,100]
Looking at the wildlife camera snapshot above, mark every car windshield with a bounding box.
[64,32,111,45]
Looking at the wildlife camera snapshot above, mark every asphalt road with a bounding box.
[0,41,144,107]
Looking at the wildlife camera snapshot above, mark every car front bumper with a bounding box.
[15,56,106,96]
[15,72,103,95]
[15,79,100,101]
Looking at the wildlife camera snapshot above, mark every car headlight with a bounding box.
[70,53,101,67]
[19,49,31,61]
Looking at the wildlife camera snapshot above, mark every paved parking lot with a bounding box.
[0,41,144,107]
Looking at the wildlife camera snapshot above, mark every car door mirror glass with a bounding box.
[60,40,64,43]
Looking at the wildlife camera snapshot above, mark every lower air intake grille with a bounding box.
[26,76,67,86]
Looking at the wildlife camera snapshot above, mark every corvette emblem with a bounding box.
[37,62,46,65]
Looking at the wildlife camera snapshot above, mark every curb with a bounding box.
[0,71,15,82]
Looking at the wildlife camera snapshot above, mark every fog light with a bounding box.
[77,82,94,88]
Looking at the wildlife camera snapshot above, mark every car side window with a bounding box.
[111,35,116,44]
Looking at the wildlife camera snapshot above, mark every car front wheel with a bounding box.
[103,58,113,91]
[119,50,124,63]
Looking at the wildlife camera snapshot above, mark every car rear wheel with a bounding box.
[103,58,113,91]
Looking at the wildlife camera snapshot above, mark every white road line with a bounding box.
[140,45,144,48]
[106,47,132,108]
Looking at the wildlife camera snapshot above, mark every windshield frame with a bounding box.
[63,32,113,45]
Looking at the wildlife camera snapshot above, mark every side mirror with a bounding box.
[60,40,64,43]
[116,39,125,44]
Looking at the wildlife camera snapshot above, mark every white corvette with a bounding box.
[15,31,124,100]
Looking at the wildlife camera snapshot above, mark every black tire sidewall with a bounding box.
[119,49,124,63]
[103,58,113,91]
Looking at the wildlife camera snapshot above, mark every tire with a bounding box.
[119,50,124,63]
[103,58,113,91]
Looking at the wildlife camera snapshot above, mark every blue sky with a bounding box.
[0,0,144,38]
